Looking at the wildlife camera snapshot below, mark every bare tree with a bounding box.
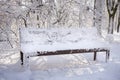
[117,0,120,32]
[106,0,119,34]
[94,0,104,35]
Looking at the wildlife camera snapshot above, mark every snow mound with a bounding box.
[20,27,109,54]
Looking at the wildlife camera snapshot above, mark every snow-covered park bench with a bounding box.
[19,28,110,65]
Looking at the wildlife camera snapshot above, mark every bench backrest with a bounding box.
[20,27,102,54]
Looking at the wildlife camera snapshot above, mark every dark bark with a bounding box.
[22,17,27,27]
[37,15,39,20]
[117,1,120,32]
[93,0,96,27]
[117,16,120,32]
[106,0,119,34]
[94,0,102,35]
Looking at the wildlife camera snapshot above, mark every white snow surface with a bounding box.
[0,27,120,80]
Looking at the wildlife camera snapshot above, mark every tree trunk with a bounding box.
[117,1,120,32]
[94,0,103,35]
[106,0,118,34]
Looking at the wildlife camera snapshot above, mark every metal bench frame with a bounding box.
[20,48,110,65]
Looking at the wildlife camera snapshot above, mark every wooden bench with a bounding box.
[19,28,110,65]
[20,48,110,65]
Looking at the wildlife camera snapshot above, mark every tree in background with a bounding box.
[106,0,119,34]
[94,0,104,35]
[1,0,120,49]
[117,0,120,32]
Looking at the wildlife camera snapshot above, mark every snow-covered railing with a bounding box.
[19,28,110,65]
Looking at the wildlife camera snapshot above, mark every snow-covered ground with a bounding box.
[0,27,120,80]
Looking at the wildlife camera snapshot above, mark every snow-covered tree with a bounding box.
[94,0,104,35]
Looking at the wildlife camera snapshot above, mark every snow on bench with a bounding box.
[19,27,110,65]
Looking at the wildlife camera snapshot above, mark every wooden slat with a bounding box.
[35,48,108,56]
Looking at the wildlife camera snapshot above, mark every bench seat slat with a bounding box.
[31,48,109,56]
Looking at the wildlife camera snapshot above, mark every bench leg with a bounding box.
[106,52,108,62]
[20,51,24,65]
[108,50,110,60]
[94,51,97,61]
[106,50,110,62]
